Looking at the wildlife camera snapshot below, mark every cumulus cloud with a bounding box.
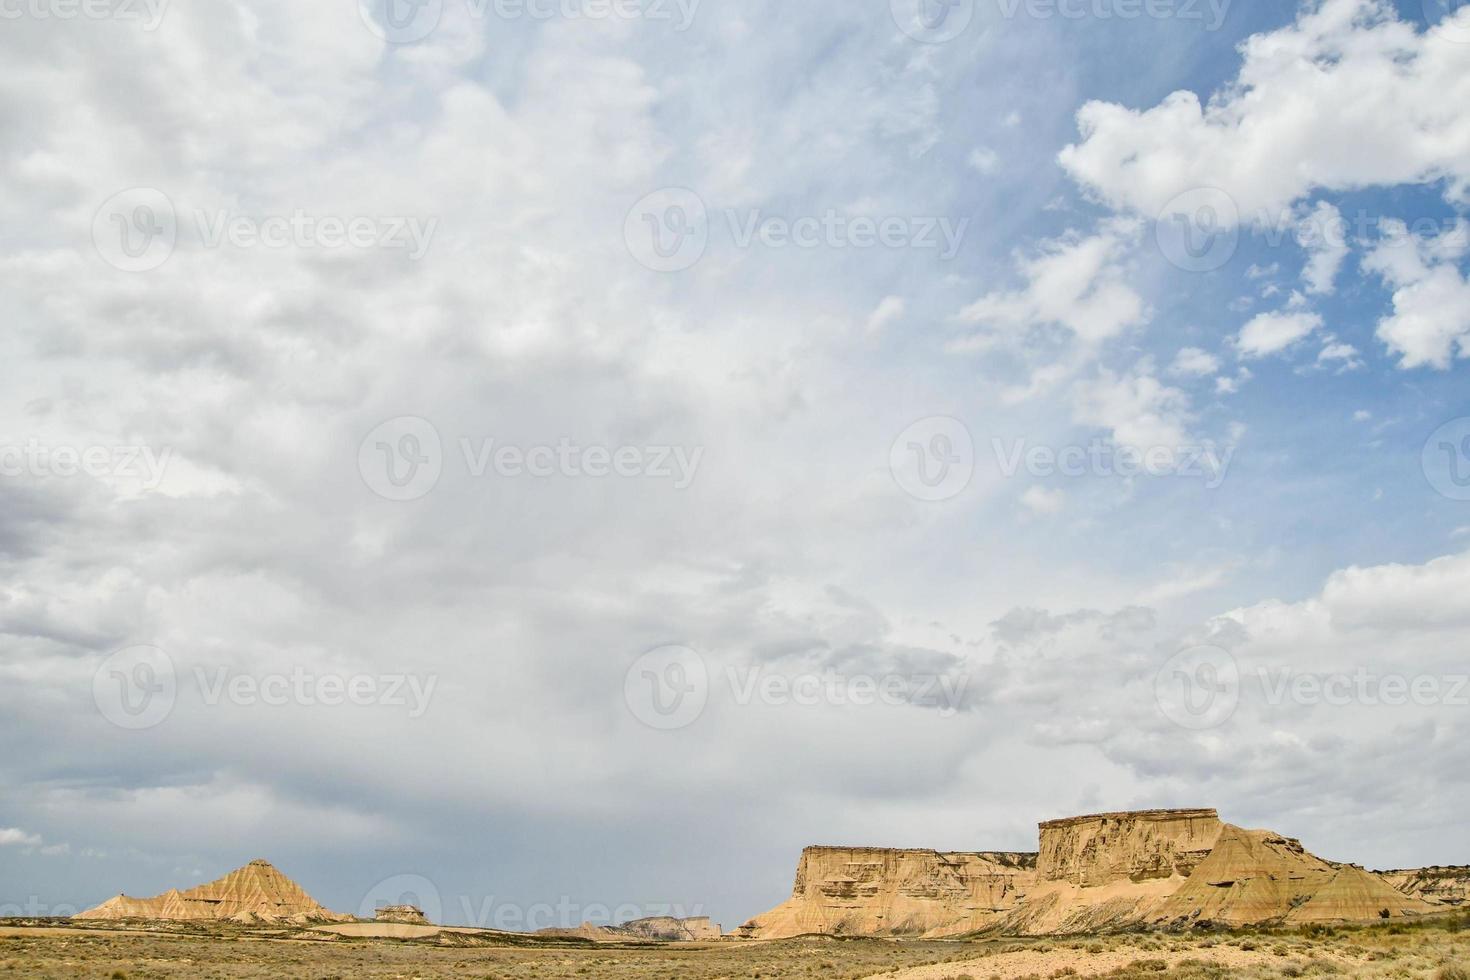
[1237,311,1324,359]
[1169,347,1220,378]
[1363,220,1470,369]
[1073,364,1193,452]
[1059,0,1470,221]
[955,221,1148,348]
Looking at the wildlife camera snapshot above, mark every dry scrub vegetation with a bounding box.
[0,915,1467,979]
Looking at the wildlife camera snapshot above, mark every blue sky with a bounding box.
[1,0,1469,933]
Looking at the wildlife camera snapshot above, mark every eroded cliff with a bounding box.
[740,809,1458,939]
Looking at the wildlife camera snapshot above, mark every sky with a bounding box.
[1,0,1469,933]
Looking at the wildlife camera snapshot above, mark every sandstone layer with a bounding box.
[734,847,1036,937]
[1380,867,1470,906]
[739,808,1455,939]
[74,859,350,924]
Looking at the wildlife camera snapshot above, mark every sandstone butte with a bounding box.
[73,859,351,925]
[737,808,1470,939]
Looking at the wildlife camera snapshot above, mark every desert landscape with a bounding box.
[5,807,1468,978]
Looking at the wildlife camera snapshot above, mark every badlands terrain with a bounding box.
[4,807,1469,978]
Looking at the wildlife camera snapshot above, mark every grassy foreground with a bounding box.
[0,916,1466,979]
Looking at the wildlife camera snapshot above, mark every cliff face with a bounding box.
[736,847,1037,938]
[740,810,1456,939]
[1380,868,1470,907]
[1037,809,1223,885]
[74,859,350,924]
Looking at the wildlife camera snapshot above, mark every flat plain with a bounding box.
[3,916,1469,980]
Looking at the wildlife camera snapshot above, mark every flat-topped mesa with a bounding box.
[737,845,1039,939]
[1036,808,1224,886]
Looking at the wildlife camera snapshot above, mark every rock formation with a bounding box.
[1379,867,1470,907]
[374,904,429,925]
[740,808,1457,939]
[538,915,722,942]
[74,859,350,924]
[734,847,1036,937]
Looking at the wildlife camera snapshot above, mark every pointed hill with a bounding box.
[74,859,350,924]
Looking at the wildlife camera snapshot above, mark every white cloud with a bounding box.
[967,147,1000,174]
[1073,363,1192,452]
[0,828,42,848]
[1300,201,1351,295]
[956,221,1147,347]
[1059,0,1470,221]
[1237,311,1324,359]
[1169,346,1220,377]
[1020,485,1066,516]
[1363,220,1470,369]
[866,295,906,335]
[1317,340,1364,371]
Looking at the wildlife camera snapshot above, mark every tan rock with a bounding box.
[740,808,1451,939]
[1379,866,1470,906]
[73,859,350,924]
